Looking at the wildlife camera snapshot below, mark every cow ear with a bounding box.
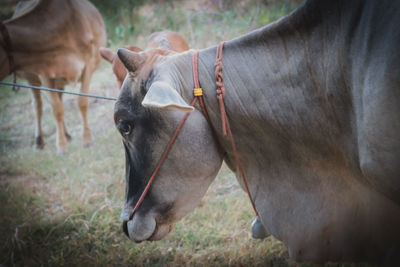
[117,48,146,73]
[99,47,115,63]
[142,81,194,112]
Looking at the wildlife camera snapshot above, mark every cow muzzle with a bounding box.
[121,213,173,242]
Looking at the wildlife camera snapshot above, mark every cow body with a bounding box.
[114,0,400,263]
[146,30,189,52]
[100,30,189,88]
[0,0,106,153]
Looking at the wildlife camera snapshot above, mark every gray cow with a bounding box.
[113,0,400,264]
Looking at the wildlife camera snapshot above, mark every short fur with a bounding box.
[0,0,107,154]
[115,0,400,263]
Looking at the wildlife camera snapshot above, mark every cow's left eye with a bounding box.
[117,120,133,137]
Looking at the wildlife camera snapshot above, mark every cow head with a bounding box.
[114,48,223,242]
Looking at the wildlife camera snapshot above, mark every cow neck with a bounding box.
[210,42,259,216]
[0,21,17,90]
[128,45,259,221]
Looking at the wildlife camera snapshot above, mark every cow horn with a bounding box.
[117,48,146,72]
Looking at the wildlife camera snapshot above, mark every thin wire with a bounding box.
[0,81,117,101]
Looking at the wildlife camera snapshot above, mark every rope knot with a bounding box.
[212,41,259,216]
[215,41,226,100]
[216,80,225,95]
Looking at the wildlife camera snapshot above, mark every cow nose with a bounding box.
[122,220,129,238]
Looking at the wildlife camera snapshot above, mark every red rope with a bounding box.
[215,41,227,136]
[192,51,201,89]
[192,51,213,125]
[129,97,198,220]
[214,42,259,216]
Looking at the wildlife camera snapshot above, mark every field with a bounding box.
[0,1,369,266]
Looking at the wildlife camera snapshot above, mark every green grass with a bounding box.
[0,1,371,266]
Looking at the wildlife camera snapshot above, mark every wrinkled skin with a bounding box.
[114,0,400,264]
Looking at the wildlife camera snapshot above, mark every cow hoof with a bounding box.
[65,133,72,142]
[57,146,68,155]
[35,136,45,150]
[251,216,270,239]
[83,140,92,148]
[83,130,92,148]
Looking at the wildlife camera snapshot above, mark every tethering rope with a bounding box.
[0,81,117,101]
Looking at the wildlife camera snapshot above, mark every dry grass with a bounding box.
[0,56,294,267]
[0,1,371,266]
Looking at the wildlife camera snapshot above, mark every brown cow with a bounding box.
[0,0,106,154]
[99,30,189,88]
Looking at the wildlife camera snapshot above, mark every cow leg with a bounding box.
[78,66,94,148]
[23,72,45,149]
[31,89,45,149]
[55,78,72,142]
[63,122,72,142]
[41,77,68,154]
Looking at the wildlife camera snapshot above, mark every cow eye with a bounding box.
[117,120,133,137]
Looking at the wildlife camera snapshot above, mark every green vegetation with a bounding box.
[0,0,369,266]
[92,0,302,49]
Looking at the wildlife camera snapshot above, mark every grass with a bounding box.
[0,1,371,266]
